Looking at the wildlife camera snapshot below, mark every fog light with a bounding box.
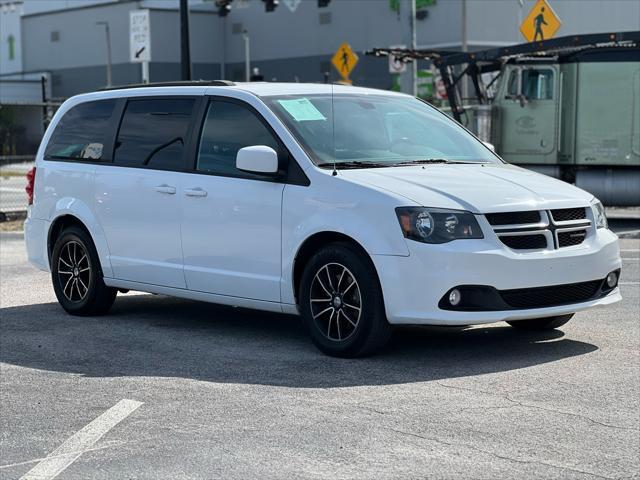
[606,272,618,288]
[449,289,462,306]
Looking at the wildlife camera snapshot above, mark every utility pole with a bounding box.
[243,30,250,82]
[517,0,524,41]
[96,21,112,87]
[220,16,226,79]
[400,0,417,96]
[179,0,192,81]
[410,0,416,96]
[461,0,468,100]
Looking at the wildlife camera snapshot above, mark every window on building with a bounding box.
[319,12,332,24]
[197,100,279,178]
[44,99,117,161]
[114,98,195,170]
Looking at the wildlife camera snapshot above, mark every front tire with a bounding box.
[51,226,117,316]
[299,242,392,357]
[507,314,574,331]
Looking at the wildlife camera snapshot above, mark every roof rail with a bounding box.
[100,80,235,91]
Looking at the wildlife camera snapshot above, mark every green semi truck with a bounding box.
[369,32,640,206]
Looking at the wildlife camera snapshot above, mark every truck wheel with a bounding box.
[51,226,117,316]
[299,242,392,358]
[507,314,574,331]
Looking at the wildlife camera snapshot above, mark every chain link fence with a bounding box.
[0,157,33,216]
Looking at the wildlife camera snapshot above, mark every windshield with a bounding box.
[264,93,500,168]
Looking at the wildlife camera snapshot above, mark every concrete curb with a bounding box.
[606,207,640,220]
[0,211,27,222]
[0,231,24,240]
[617,229,640,239]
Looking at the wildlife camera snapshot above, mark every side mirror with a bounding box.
[236,145,279,175]
[483,141,496,152]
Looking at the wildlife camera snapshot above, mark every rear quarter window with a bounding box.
[44,99,117,161]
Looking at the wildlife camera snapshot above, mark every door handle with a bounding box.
[185,188,208,197]
[154,184,176,195]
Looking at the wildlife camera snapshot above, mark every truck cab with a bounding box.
[494,63,560,170]
[482,48,640,205]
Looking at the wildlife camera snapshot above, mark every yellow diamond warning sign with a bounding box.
[332,43,359,81]
[520,0,561,43]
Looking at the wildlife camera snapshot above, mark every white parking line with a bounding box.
[20,399,143,480]
[1,444,116,470]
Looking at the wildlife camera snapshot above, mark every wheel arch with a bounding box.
[47,211,113,278]
[292,231,378,306]
[48,215,89,261]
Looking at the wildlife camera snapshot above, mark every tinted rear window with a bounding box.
[44,99,117,161]
[114,98,195,170]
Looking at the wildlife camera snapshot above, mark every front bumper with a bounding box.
[372,227,622,326]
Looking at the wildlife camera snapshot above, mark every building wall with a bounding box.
[17,0,640,97]
[22,1,136,71]
[0,1,24,74]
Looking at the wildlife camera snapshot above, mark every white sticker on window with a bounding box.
[81,143,104,159]
[277,98,326,122]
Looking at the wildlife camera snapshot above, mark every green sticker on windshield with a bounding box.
[277,98,326,122]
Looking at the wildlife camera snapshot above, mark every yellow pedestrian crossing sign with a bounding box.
[332,43,359,82]
[520,0,561,43]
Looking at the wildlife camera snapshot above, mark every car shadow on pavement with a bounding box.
[0,294,598,388]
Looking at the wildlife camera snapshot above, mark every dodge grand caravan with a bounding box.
[25,81,622,357]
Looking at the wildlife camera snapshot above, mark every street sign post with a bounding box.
[331,42,358,83]
[130,10,151,83]
[520,0,561,42]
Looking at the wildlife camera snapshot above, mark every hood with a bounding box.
[340,163,593,213]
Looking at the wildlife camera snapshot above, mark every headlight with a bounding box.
[590,198,608,229]
[396,207,483,244]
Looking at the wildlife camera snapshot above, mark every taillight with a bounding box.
[26,166,36,205]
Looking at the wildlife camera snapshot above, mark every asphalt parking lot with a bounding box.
[1,231,639,479]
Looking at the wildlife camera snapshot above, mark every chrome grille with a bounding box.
[558,229,588,247]
[551,207,587,222]
[500,234,547,250]
[487,208,592,251]
[486,211,541,226]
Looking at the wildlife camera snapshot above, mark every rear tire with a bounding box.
[507,314,574,331]
[299,242,392,358]
[51,226,117,316]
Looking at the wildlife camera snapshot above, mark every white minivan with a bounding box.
[25,81,622,357]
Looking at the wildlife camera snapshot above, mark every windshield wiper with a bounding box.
[316,161,391,170]
[391,158,450,166]
[391,159,484,166]
[316,159,483,169]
